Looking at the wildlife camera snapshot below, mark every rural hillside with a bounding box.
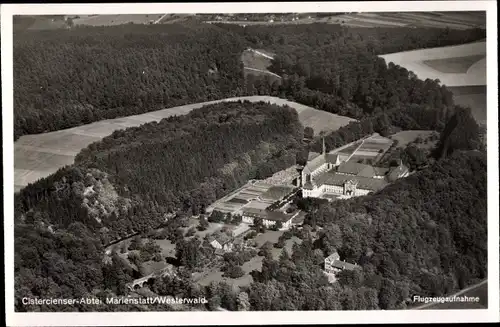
[13,13,488,313]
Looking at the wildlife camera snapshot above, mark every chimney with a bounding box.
[323,137,326,155]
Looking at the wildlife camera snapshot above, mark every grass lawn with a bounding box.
[270,237,302,260]
[72,14,164,26]
[423,54,485,74]
[254,230,284,247]
[241,50,273,71]
[389,130,437,149]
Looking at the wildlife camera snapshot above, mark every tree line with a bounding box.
[14,23,246,139]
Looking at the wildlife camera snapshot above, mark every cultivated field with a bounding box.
[423,54,485,74]
[345,134,393,163]
[205,12,485,30]
[448,85,487,126]
[380,41,486,126]
[15,96,356,191]
[207,180,293,214]
[379,41,486,87]
[71,14,165,26]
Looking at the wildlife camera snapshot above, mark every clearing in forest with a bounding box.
[389,130,438,149]
[15,96,356,191]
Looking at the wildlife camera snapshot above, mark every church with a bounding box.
[299,139,409,199]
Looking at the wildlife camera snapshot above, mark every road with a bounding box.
[412,279,488,310]
[244,67,282,79]
[248,48,275,60]
[154,14,168,24]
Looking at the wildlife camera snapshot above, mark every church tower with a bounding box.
[322,137,326,156]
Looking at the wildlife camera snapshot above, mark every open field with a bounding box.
[15,96,356,191]
[71,14,165,26]
[299,106,356,135]
[241,49,273,71]
[380,41,486,87]
[242,48,282,84]
[423,54,485,74]
[205,12,485,30]
[380,41,486,126]
[389,130,437,148]
[207,180,275,214]
[448,85,487,126]
[13,15,69,31]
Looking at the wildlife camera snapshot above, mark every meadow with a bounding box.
[389,130,437,148]
[206,12,485,29]
[448,85,487,126]
[379,41,486,87]
[15,96,355,191]
[72,14,165,26]
[380,41,486,126]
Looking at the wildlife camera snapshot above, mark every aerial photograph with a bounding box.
[9,8,489,316]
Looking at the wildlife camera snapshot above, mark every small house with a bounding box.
[324,251,361,275]
[209,233,234,253]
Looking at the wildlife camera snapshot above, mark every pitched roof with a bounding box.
[304,154,326,173]
[241,207,293,222]
[308,152,321,161]
[325,252,340,262]
[331,260,361,270]
[387,164,409,182]
[292,211,307,224]
[303,180,315,190]
[336,162,372,175]
[315,171,388,191]
[325,154,340,164]
[374,167,390,176]
[211,233,232,245]
[357,165,377,178]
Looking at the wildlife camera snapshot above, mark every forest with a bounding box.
[13,21,487,312]
[134,149,487,311]
[14,23,246,139]
[14,101,304,310]
[14,22,485,140]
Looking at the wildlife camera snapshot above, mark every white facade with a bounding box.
[210,239,222,250]
[302,183,371,199]
[242,214,293,230]
[210,239,233,252]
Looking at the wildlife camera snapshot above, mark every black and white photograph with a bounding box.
[2,1,498,326]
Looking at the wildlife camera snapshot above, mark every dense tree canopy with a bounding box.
[14,23,246,139]
[13,21,487,312]
[243,150,486,310]
[15,22,484,140]
[16,101,303,241]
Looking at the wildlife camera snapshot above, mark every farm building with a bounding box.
[241,207,296,229]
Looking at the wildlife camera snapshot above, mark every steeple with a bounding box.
[322,137,326,156]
